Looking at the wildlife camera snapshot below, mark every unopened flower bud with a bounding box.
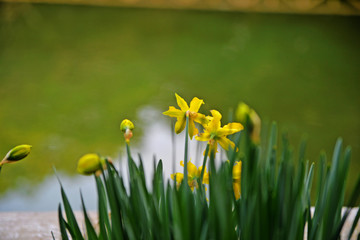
[120,119,134,143]
[120,119,134,133]
[236,102,251,124]
[77,153,106,176]
[235,102,261,144]
[1,144,32,166]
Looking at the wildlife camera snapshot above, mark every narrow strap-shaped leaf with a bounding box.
[95,176,110,240]
[60,185,84,240]
[51,231,56,240]
[348,204,360,240]
[104,160,124,240]
[331,176,360,240]
[80,191,98,240]
[58,204,69,240]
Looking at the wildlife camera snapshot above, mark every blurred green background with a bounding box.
[0,3,359,207]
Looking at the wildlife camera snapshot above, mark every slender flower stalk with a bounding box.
[199,143,210,186]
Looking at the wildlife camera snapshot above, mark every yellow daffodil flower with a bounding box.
[163,93,210,139]
[171,161,209,191]
[195,110,244,154]
[233,161,242,200]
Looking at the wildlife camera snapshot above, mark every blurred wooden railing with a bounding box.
[1,0,359,15]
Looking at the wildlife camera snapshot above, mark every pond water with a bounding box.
[0,3,359,211]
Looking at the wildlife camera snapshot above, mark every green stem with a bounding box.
[126,142,132,161]
[126,142,134,182]
[199,143,210,185]
[183,115,190,187]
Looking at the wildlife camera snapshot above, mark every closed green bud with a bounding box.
[3,144,32,162]
[77,153,107,176]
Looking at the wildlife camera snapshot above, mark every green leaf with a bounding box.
[80,191,98,240]
[60,185,84,240]
[58,204,69,240]
[95,176,110,240]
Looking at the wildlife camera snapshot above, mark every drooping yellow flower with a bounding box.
[0,144,32,167]
[233,161,242,200]
[195,110,244,154]
[77,153,109,176]
[171,161,209,191]
[163,93,210,139]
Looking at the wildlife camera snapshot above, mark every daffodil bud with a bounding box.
[120,119,134,133]
[77,153,106,175]
[120,119,134,143]
[235,102,261,144]
[235,102,251,124]
[1,144,32,166]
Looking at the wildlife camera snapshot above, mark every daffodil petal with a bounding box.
[218,136,235,151]
[187,161,198,178]
[233,161,242,180]
[174,116,186,134]
[207,110,222,131]
[194,113,211,126]
[218,122,244,136]
[171,173,184,183]
[188,120,199,139]
[195,132,211,142]
[189,97,204,113]
[163,106,184,118]
[202,172,209,184]
[175,93,189,111]
[233,182,241,200]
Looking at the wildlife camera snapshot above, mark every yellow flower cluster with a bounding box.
[163,93,244,154]
[164,93,244,198]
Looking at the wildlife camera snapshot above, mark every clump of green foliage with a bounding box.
[56,97,360,240]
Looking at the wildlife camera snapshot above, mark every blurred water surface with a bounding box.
[0,3,359,210]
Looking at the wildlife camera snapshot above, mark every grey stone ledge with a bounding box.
[0,208,359,239]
